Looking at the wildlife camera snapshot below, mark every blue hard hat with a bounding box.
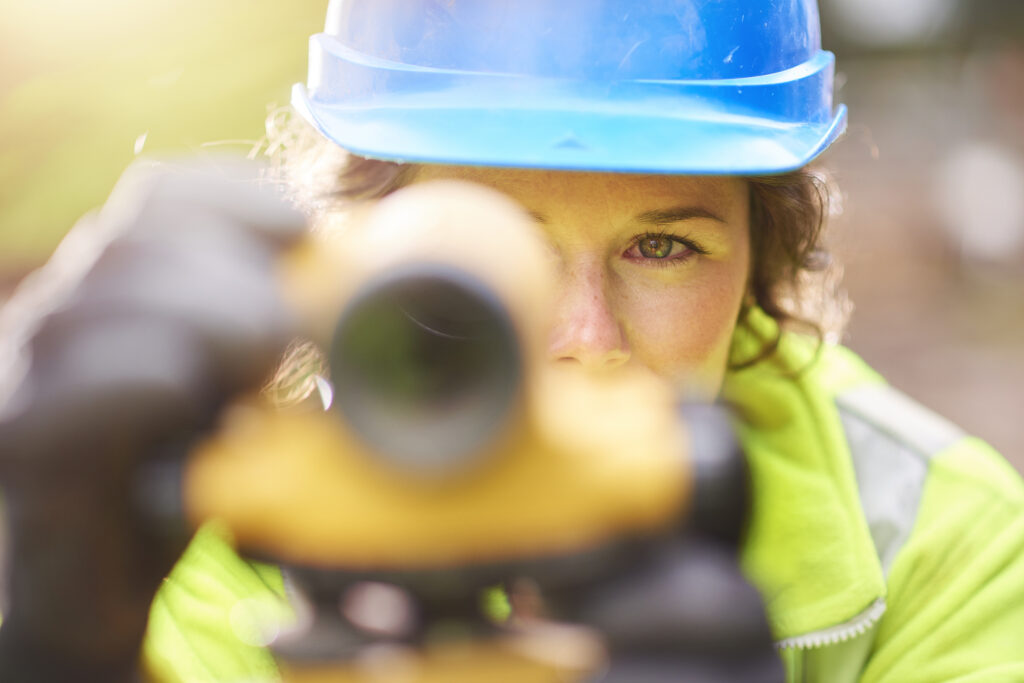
[293,0,846,175]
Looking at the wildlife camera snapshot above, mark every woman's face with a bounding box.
[414,166,751,398]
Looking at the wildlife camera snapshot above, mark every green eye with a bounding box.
[638,235,674,258]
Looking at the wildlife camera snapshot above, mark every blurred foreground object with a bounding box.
[184,181,783,682]
[0,157,306,681]
[0,169,780,681]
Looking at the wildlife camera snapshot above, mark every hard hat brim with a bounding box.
[294,37,847,176]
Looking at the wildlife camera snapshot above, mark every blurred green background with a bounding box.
[1,0,1022,469]
[0,0,328,283]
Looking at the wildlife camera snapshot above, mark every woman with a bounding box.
[1,1,1022,682]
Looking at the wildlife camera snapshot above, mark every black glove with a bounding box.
[0,157,305,681]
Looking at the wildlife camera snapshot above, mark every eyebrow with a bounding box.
[635,206,726,225]
[526,206,725,225]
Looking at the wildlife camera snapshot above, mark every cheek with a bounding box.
[618,261,747,392]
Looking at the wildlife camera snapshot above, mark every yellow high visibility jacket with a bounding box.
[144,309,1024,682]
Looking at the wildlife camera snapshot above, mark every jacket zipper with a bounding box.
[774,597,886,651]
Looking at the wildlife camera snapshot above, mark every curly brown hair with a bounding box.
[737,171,848,368]
[267,109,847,377]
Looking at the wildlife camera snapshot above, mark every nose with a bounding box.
[547,258,630,368]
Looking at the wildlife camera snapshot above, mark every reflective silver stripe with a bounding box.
[836,384,965,576]
[779,386,967,679]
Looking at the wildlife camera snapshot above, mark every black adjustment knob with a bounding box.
[679,403,750,548]
[578,539,785,683]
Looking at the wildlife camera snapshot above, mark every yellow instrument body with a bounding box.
[186,363,690,568]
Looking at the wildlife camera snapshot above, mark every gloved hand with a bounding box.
[0,157,305,682]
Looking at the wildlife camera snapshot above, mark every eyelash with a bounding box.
[624,232,710,266]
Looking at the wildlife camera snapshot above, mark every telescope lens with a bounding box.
[329,265,521,473]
